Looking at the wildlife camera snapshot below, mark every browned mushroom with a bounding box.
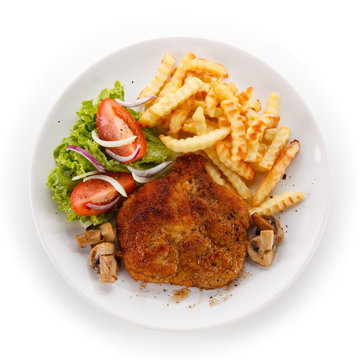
[89,242,117,283]
[251,213,284,243]
[247,230,277,266]
[76,222,115,247]
[99,255,118,283]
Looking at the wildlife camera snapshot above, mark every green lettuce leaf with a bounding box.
[47,81,174,226]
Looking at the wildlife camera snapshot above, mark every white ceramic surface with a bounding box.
[30,37,330,330]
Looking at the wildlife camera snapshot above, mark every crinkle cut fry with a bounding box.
[186,58,228,78]
[205,148,252,199]
[138,52,176,98]
[251,140,300,207]
[216,141,255,181]
[139,77,203,127]
[221,99,247,162]
[159,127,230,152]
[249,192,304,215]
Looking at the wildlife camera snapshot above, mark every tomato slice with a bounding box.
[70,172,135,216]
[96,98,147,163]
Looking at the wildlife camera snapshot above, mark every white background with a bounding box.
[1,0,359,359]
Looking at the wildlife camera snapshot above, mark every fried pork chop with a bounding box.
[116,154,251,289]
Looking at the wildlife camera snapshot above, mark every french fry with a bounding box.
[186,59,228,78]
[168,97,194,134]
[249,192,304,215]
[156,116,171,133]
[251,140,300,206]
[214,107,224,118]
[262,128,277,144]
[221,99,247,161]
[217,115,229,127]
[212,82,238,103]
[204,161,226,186]
[205,118,218,130]
[139,77,203,127]
[264,93,280,128]
[138,53,304,217]
[267,115,280,129]
[258,127,291,171]
[159,53,196,96]
[182,122,197,134]
[205,148,252,199]
[159,127,230,152]
[258,142,268,154]
[196,82,211,100]
[264,92,279,115]
[216,141,255,180]
[244,108,259,128]
[203,159,237,192]
[138,53,176,98]
[222,178,238,193]
[203,88,218,117]
[227,82,238,95]
[242,99,261,113]
[236,86,253,105]
[189,71,221,83]
[244,114,273,162]
[192,106,207,135]
[192,99,205,110]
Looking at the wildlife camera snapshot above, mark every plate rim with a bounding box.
[30,36,331,331]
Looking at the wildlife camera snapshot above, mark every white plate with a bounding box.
[30,37,330,330]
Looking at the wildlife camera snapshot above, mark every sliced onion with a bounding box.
[92,130,136,148]
[115,96,156,108]
[127,161,173,178]
[130,172,164,184]
[83,175,128,197]
[86,196,121,211]
[66,145,105,173]
[106,144,141,163]
[71,170,99,181]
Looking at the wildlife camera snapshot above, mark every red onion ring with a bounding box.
[66,145,105,173]
[130,172,162,184]
[115,96,156,108]
[91,130,137,147]
[105,144,141,163]
[86,196,120,211]
[127,161,173,178]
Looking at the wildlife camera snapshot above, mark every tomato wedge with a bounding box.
[70,172,135,216]
[96,98,147,163]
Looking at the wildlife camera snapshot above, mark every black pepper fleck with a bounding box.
[282,174,287,180]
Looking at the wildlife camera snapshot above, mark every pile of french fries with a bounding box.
[138,53,304,216]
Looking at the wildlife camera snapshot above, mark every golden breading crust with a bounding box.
[116,154,251,289]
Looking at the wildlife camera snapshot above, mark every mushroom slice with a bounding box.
[76,228,102,248]
[98,222,116,243]
[252,213,275,231]
[247,230,277,267]
[99,255,118,283]
[76,222,115,247]
[251,213,284,243]
[89,242,116,273]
